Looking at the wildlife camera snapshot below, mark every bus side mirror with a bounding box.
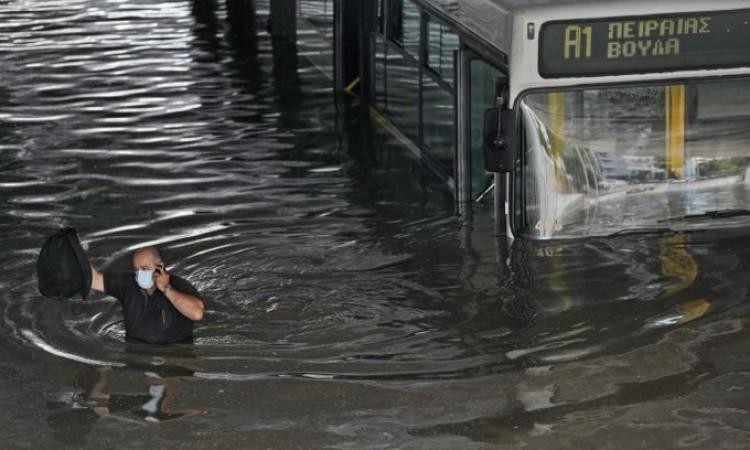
[483,108,515,173]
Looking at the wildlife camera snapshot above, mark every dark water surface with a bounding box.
[2,0,750,448]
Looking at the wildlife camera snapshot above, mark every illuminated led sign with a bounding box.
[540,10,750,78]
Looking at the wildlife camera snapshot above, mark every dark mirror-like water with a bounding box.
[2,0,750,448]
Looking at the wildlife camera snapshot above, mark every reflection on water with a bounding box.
[2,0,750,448]
[47,363,201,445]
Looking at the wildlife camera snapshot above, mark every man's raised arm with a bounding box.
[91,264,104,293]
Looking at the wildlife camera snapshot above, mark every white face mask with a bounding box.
[135,269,155,290]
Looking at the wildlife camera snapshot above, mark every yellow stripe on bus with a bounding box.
[665,85,686,180]
[549,92,565,158]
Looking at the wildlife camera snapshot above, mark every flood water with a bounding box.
[2,0,750,448]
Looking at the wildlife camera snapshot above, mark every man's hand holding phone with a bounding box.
[154,263,171,293]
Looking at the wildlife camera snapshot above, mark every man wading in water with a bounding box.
[89,246,204,344]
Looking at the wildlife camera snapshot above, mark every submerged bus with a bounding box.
[337,0,750,239]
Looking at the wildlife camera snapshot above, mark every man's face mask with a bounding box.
[135,269,155,290]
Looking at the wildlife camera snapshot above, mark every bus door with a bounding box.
[467,55,512,235]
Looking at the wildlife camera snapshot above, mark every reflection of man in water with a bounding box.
[47,365,202,444]
[89,246,205,344]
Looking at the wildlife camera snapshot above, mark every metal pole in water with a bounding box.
[494,172,504,236]
[334,0,361,93]
[270,0,297,42]
[359,0,376,103]
[456,47,471,215]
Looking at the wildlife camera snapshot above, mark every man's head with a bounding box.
[132,246,163,290]
[133,246,163,271]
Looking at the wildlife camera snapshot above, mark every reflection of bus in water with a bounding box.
[336,0,750,239]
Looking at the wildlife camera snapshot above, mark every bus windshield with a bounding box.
[519,78,750,239]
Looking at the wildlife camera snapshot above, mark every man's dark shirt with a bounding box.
[103,272,201,344]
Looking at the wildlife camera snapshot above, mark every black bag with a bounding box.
[37,228,91,300]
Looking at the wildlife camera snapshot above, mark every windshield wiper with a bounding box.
[658,208,750,223]
[608,227,676,237]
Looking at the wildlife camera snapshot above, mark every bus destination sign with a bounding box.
[540,10,750,78]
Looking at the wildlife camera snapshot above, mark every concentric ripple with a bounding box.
[0,0,498,381]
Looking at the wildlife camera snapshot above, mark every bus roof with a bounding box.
[426,0,750,57]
